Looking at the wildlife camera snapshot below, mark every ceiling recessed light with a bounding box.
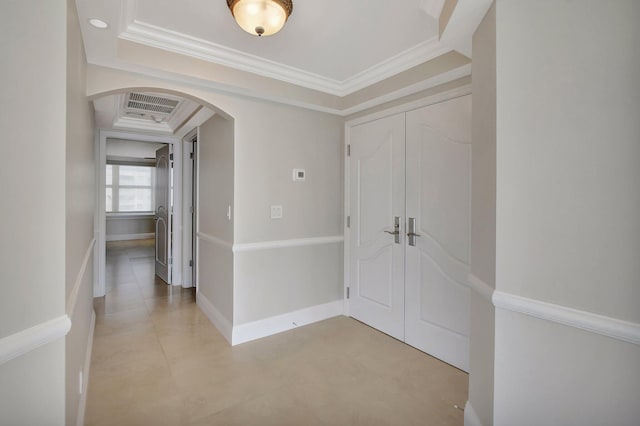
[88,18,109,29]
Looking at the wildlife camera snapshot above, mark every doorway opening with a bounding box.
[92,89,217,297]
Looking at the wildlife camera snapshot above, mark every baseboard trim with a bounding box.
[232,300,344,345]
[196,292,233,344]
[106,233,154,242]
[464,401,484,426]
[232,235,344,253]
[493,291,640,346]
[467,273,494,303]
[76,310,96,426]
[0,315,71,365]
[68,238,96,317]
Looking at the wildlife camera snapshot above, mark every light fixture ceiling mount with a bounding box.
[227,0,293,37]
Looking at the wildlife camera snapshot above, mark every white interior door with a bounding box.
[405,95,472,371]
[348,113,406,340]
[155,145,172,284]
[346,94,472,371]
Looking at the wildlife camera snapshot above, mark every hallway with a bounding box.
[86,240,468,425]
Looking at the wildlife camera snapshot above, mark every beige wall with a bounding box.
[233,100,343,244]
[65,1,97,424]
[0,341,66,426]
[0,1,68,424]
[467,3,496,426]
[493,1,640,424]
[495,0,640,321]
[106,216,154,239]
[231,98,344,325]
[198,114,235,323]
[234,244,343,324]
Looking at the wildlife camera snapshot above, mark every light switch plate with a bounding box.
[270,205,283,219]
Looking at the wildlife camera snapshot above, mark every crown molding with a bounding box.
[340,37,452,95]
[341,63,471,116]
[119,20,344,95]
[119,20,452,97]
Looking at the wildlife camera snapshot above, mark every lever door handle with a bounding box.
[385,216,401,244]
[407,218,419,246]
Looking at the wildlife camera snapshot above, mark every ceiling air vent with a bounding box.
[126,93,180,115]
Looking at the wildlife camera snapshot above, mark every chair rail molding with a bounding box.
[492,291,640,346]
[467,273,494,303]
[196,232,233,250]
[232,235,343,253]
[0,315,71,365]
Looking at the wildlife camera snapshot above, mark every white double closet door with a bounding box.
[348,95,471,371]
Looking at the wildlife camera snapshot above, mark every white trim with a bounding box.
[232,300,344,345]
[0,315,71,365]
[492,291,640,346]
[120,20,342,96]
[464,400,484,426]
[112,116,174,134]
[120,21,452,97]
[76,311,96,426]
[341,38,453,95]
[467,273,494,303]
[196,232,233,250]
[196,292,233,344]
[105,212,154,219]
[341,64,472,116]
[67,238,96,317]
[466,272,640,345]
[106,233,155,242]
[345,85,472,127]
[232,235,344,253]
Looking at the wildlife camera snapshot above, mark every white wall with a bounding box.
[0,1,67,424]
[467,3,496,426]
[493,1,640,424]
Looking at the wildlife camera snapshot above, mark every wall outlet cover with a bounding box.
[270,205,283,219]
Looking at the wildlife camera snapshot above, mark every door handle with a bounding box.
[407,217,420,246]
[384,216,401,244]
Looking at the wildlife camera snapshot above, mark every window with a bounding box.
[106,165,155,212]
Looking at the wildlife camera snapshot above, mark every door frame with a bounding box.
[94,129,180,297]
[181,128,198,289]
[343,84,472,316]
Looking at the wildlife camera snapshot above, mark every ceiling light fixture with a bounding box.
[226,0,293,37]
[88,18,109,29]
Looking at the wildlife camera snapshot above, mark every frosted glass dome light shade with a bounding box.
[227,0,293,36]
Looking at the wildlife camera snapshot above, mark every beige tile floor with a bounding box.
[86,239,468,425]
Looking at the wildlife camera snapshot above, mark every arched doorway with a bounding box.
[89,87,234,298]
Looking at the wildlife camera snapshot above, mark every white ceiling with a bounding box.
[76,0,491,128]
[128,0,444,82]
